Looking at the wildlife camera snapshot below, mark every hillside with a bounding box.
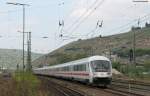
[0,49,42,69]
[33,27,150,67]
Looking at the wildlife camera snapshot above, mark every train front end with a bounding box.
[90,56,112,86]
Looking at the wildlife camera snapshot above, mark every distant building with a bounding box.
[131,26,141,31]
[103,51,118,62]
[111,54,118,62]
[145,22,150,27]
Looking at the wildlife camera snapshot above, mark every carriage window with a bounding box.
[64,66,69,71]
[80,64,86,71]
[91,60,110,72]
[73,64,86,71]
[73,65,78,71]
[66,67,69,71]
[57,68,60,71]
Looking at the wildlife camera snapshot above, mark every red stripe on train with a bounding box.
[56,72,89,76]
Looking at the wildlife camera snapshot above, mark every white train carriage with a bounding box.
[34,55,112,86]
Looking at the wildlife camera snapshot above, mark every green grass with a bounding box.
[13,71,41,96]
[0,71,49,96]
[112,61,150,80]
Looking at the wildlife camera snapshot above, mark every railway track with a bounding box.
[37,75,150,96]
[111,78,150,96]
[38,76,88,96]
[49,80,87,96]
[104,87,145,96]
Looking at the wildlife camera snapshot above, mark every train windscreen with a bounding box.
[91,60,111,72]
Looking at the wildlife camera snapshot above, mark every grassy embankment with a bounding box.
[0,71,48,96]
[113,61,150,81]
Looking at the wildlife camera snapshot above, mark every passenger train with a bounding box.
[34,55,112,86]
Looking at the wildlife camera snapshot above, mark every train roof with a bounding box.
[34,55,110,70]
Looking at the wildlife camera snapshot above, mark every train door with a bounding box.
[88,62,94,84]
[70,65,74,80]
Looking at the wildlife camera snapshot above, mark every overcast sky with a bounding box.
[0,0,150,53]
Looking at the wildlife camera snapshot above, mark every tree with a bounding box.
[144,61,150,71]
[73,53,87,60]
[56,53,73,64]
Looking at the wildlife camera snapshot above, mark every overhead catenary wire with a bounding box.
[104,12,150,36]
[63,0,98,30]
[83,20,103,38]
[63,1,79,24]
[60,0,97,35]
[62,11,150,42]
[56,0,150,42]
[66,0,105,37]
[63,0,150,40]
[63,0,99,34]
[57,0,84,40]
[60,20,103,40]
[62,1,150,40]
[55,0,65,47]
[59,0,105,40]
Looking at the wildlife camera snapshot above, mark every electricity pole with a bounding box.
[132,19,141,65]
[7,2,30,71]
[27,32,32,71]
[132,0,149,66]
[133,27,136,65]
[18,31,32,71]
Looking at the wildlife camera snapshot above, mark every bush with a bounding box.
[112,62,122,70]
[135,49,150,56]
[112,62,147,79]
[112,48,150,58]
[13,71,40,96]
[143,61,150,71]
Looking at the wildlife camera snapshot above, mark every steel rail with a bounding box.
[110,79,150,96]
[37,75,148,96]
[38,76,87,96]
